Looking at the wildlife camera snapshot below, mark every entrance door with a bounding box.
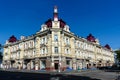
[87,64,89,69]
[54,63,59,70]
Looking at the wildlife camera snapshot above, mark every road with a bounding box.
[0,70,119,80]
[64,70,118,80]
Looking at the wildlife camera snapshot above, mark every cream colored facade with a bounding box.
[3,6,114,71]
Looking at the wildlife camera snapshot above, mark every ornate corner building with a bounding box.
[3,6,114,71]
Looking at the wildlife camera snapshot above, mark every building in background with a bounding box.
[3,6,114,71]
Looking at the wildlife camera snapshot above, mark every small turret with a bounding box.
[104,44,111,50]
[86,34,96,42]
[8,35,17,43]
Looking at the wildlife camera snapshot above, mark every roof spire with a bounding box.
[53,6,58,21]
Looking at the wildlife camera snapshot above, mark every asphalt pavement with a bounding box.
[0,69,119,80]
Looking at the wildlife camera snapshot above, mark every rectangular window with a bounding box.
[43,37,45,43]
[78,42,79,47]
[33,50,35,56]
[43,48,45,54]
[41,37,46,44]
[41,60,46,68]
[66,60,70,65]
[54,47,58,53]
[54,34,58,41]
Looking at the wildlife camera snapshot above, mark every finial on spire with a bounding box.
[53,6,58,21]
[54,6,58,13]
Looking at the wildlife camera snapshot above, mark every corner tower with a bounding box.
[40,6,70,32]
[52,6,60,28]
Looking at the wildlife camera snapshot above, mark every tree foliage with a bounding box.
[115,49,120,62]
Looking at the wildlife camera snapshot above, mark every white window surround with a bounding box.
[65,37,70,44]
[54,34,58,41]
[40,47,47,54]
[41,37,47,44]
[54,47,58,53]
[65,48,70,54]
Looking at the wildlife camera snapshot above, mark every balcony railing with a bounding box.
[84,57,92,60]
[24,47,35,51]
[40,43,47,48]
[40,53,49,57]
[10,57,17,60]
[64,43,71,47]
[10,57,14,60]
[24,54,34,59]
[17,48,21,51]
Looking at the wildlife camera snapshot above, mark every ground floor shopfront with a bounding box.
[2,57,114,71]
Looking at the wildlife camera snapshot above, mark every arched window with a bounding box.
[66,38,69,44]
[67,48,69,53]
[65,48,70,54]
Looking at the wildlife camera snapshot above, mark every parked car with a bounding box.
[66,67,73,71]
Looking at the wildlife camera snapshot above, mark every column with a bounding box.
[51,57,54,71]
[82,59,86,69]
[35,58,39,70]
[72,58,77,70]
[60,57,66,71]
[46,59,51,71]
[22,60,26,69]
[31,60,34,70]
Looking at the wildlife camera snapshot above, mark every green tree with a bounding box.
[115,49,120,62]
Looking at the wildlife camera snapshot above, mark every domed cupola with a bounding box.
[59,19,66,28]
[104,44,111,50]
[86,34,96,42]
[45,18,52,28]
[8,35,17,43]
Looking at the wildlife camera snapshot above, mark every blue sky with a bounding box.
[0,0,120,50]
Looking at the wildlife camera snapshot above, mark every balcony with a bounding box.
[52,53,60,56]
[63,53,72,57]
[97,59,103,63]
[84,57,92,60]
[40,43,47,48]
[11,50,17,53]
[16,56,20,59]
[24,47,35,51]
[106,60,110,63]
[64,43,71,47]
[10,57,16,60]
[40,53,49,57]
[16,48,21,51]
[10,57,14,60]
[24,54,34,59]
